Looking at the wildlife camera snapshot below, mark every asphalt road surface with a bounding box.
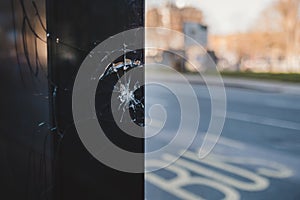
[145,76,300,200]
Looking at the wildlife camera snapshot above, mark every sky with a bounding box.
[147,0,277,35]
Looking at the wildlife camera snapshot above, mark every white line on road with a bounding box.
[204,134,246,150]
[220,111,300,131]
[165,153,270,191]
[146,159,240,200]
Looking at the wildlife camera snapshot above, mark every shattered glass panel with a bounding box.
[1,0,144,199]
[99,58,145,126]
[46,0,145,199]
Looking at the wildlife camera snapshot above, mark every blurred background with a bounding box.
[145,1,300,200]
[146,0,300,77]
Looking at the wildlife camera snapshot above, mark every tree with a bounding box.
[257,0,300,58]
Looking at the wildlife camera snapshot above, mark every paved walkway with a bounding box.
[148,72,300,95]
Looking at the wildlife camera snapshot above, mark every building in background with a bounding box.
[146,3,217,72]
[147,0,300,73]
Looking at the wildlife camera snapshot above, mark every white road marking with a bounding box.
[146,160,204,200]
[146,115,246,149]
[220,111,300,131]
[204,134,246,150]
[146,159,240,200]
[146,150,293,200]
[164,153,269,191]
[208,154,294,178]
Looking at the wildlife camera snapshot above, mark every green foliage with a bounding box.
[221,71,300,83]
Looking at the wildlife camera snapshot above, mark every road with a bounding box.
[145,75,300,200]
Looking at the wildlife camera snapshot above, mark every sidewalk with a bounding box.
[148,72,300,95]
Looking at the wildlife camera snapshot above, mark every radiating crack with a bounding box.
[99,57,144,126]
